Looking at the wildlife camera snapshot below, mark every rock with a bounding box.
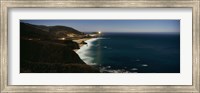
[80,41,87,44]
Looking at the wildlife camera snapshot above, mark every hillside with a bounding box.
[20,22,99,73]
[20,22,85,39]
[49,26,84,38]
[20,22,51,39]
[20,40,99,73]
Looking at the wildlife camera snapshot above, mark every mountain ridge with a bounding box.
[20,22,85,39]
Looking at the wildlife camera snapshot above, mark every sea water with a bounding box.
[76,32,180,73]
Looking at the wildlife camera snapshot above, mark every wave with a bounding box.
[99,67,131,73]
[97,37,110,39]
[76,38,99,65]
[98,66,139,73]
[76,37,110,65]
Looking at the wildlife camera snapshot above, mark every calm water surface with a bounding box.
[77,32,180,73]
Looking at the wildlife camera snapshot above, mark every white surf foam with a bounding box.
[76,38,99,65]
[76,37,110,65]
[99,66,131,73]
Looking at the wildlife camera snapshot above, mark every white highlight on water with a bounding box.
[76,37,109,65]
[76,38,98,65]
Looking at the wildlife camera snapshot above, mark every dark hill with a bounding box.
[20,39,99,73]
[20,22,85,39]
[36,25,49,32]
[48,26,84,38]
[49,26,83,34]
[20,22,99,73]
[20,22,51,39]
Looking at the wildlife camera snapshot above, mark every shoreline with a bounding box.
[73,38,92,47]
[74,38,99,65]
[73,37,98,51]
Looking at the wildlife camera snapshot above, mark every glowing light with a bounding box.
[98,31,101,34]
[61,38,65,40]
[58,38,66,40]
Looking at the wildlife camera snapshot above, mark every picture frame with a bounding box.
[0,0,199,93]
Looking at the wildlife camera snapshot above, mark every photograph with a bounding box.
[1,0,199,92]
[20,20,180,73]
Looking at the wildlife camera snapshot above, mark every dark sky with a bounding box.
[21,20,180,33]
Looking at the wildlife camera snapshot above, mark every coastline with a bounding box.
[73,37,99,51]
[73,38,92,49]
[74,38,99,65]
[20,39,100,73]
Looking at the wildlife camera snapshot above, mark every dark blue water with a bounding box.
[80,32,180,73]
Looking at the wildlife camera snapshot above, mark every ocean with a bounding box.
[76,32,180,73]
